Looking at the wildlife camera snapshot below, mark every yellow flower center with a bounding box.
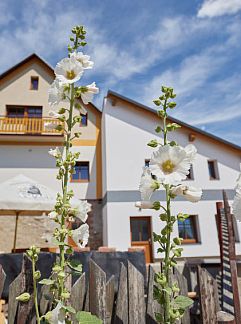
[161,160,175,174]
[66,70,76,80]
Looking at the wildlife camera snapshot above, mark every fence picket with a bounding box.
[0,265,6,298]
[8,272,23,324]
[146,265,162,324]
[197,266,219,324]
[114,263,128,324]
[16,254,36,324]
[128,260,145,324]
[106,275,115,324]
[174,267,191,324]
[70,273,86,323]
[39,284,52,316]
[89,259,107,323]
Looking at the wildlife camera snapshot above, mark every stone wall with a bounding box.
[0,199,103,253]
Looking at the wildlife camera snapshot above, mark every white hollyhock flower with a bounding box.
[48,147,61,158]
[70,51,94,69]
[44,122,57,130]
[139,167,159,200]
[184,144,197,162]
[71,200,91,223]
[149,145,193,185]
[171,184,202,203]
[233,187,241,221]
[55,57,83,84]
[72,223,89,248]
[80,82,99,104]
[46,302,65,324]
[48,80,68,107]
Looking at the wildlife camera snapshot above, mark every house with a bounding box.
[0,54,102,251]
[102,90,241,265]
[1,53,241,267]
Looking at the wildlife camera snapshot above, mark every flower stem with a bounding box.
[163,98,171,323]
[59,83,75,300]
[32,260,40,324]
[163,185,171,323]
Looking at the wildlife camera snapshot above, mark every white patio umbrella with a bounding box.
[0,174,80,251]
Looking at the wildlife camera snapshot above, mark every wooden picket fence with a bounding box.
[0,253,237,324]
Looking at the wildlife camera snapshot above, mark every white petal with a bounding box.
[135,201,154,209]
[149,145,192,185]
[48,302,65,324]
[72,223,89,248]
[55,57,83,84]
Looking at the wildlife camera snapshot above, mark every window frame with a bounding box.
[80,113,88,127]
[178,215,200,244]
[186,164,194,180]
[30,76,39,90]
[208,159,219,180]
[70,161,90,183]
[6,105,43,118]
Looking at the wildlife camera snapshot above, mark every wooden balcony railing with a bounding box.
[0,117,63,135]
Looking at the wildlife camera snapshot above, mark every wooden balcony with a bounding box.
[0,117,63,136]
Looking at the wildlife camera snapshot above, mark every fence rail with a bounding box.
[0,117,63,135]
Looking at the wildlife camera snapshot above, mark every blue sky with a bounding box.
[1,0,241,145]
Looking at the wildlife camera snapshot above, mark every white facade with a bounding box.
[102,91,241,262]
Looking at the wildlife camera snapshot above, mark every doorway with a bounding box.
[130,216,153,263]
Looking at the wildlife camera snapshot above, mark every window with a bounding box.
[71,161,89,182]
[186,164,194,180]
[145,159,150,167]
[208,160,219,180]
[130,218,150,242]
[27,107,42,118]
[6,106,42,118]
[80,113,88,126]
[178,215,199,244]
[6,107,25,117]
[30,76,39,90]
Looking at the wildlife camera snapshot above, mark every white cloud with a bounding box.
[142,44,227,106]
[198,0,241,18]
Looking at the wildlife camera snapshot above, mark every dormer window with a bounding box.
[80,113,88,126]
[30,76,39,90]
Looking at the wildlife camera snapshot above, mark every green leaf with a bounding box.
[166,123,181,131]
[155,312,163,323]
[76,311,102,323]
[39,279,55,285]
[153,99,161,106]
[173,295,194,310]
[62,305,76,314]
[67,260,82,273]
[169,140,177,146]
[147,139,158,148]
[155,126,162,133]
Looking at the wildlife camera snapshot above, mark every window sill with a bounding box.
[70,179,89,183]
[181,239,198,244]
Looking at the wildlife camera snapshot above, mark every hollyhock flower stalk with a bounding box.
[136,86,200,323]
[25,25,99,323]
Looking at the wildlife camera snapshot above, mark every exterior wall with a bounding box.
[0,62,53,116]
[102,96,241,261]
[0,57,103,252]
[0,145,60,191]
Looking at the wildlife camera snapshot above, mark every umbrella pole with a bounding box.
[13,211,20,253]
